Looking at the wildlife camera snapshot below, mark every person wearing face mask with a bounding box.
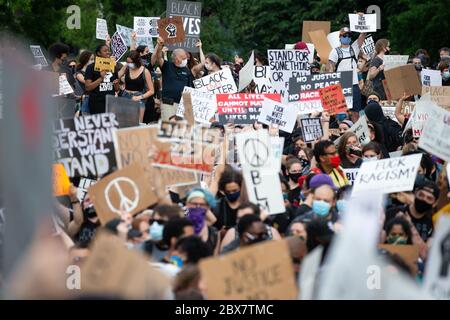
[383,218,413,245]
[327,22,367,114]
[118,50,155,123]
[72,194,101,246]
[151,36,194,121]
[45,42,76,90]
[312,140,349,188]
[285,157,305,207]
[294,184,338,223]
[361,141,383,162]
[368,39,390,100]
[185,189,220,255]
[438,60,450,86]
[337,132,362,169]
[385,176,440,243]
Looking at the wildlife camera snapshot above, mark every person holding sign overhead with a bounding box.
[85,44,120,114]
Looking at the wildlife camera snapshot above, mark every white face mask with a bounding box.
[127,62,136,70]
[205,63,211,71]
[179,59,188,68]
[363,156,378,162]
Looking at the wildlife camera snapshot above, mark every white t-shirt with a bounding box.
[329,41,360,85]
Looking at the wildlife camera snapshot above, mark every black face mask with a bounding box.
[289,173,302,184]
[414,198,432,213]
[83,204,97,219]
[415,64,423,72]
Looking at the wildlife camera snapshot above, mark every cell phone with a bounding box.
[349,148,362,157]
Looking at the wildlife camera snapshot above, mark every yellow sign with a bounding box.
[94,57,116,73]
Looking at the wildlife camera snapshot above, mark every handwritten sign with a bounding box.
[58,74,74,96]
[422,86,450,109]
[300,117,323,143]
[193,68,238,94]
[421,69,442,87]
[253,66,274,94]
[383,55,409,71]
[319,83,348,115]
[157,16,185,45]
[349,14,377,33]
[175,87,216,124]
[258,98,297,133]
[94,57,116,73]
[334,114,371,146]
[96,18,108,40]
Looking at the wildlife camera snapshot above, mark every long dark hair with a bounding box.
[127,50,142,68]
[76,50,93,71]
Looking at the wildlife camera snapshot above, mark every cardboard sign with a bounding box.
[181,92,195,125]
[383,55,409,71]
[216,93,281,125]
[378,244,420,275]
[268,49,312,98]
[175,87,216,124]
[53,113,119,178]
[239,51,255,91]
[258,98,297,133]
[88,163,157,224]
[153,121,222,173]
[352,153,422,195]
[53,163,70,196]
[96,18,108,40]
[236,130,285,213]
[319,83,348,115]
[199,239,297,299]
[288,71,353,115]
[253,66,274,94]
[113,126,197,188]
[300,117,323,143]
[421,69,442,87]
[111,32,128,62]
[349,14,377,33]
[116,24,134,47]
[105,95,140,128]
[166,0,202,52]
[302,21,331,43]
[422,86,450,108]
[334,114,371,146]
[30,45,48,67]
[53,96,76,119]
[58,74,74,96]
[361,34,375,57]
[193,68,238,94]
[343,168,359,186]
[94,57,116,73]
[418,103,450,162]
[157,16,185,45]
[423,215,450,299]
[308,30,332,64]
[81,230,170,299]
[384,64,422,100]
[133,17,160,38]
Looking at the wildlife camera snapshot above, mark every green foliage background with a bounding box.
[1,0,449,62]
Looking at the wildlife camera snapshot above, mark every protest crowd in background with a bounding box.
[2,3,450,301]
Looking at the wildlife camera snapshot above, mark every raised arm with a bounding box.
[395,93,410,125]
[151,36,165,67]
[130,31,137,51]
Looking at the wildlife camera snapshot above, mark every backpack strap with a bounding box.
[335,48,344,70]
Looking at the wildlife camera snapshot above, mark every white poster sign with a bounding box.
[193,68,238,94]
[334,114,371,146]
[176,87,217,124]
[59,74,74,96]
[421,69,443,87]
[30,45,48,67]
[134,17,160,38]
[238,51,255,92]
[349,14,377,33]
[96,18,108,40]
[116,24,134,47]
[384,55,409,71]
[258,97,297,133]
[418,104,450,162]
[343,168,359,186]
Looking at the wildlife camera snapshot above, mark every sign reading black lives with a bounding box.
[166,0,202,52]
[106,95,140,128]
[53,113,119,178]
[300,117,323,143]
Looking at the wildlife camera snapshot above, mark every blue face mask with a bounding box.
[149,222,164,241]
[312,200,331,217]
[340,36,352,45]
[443,71,450,79]
[336,199,347,213]
[336,113,347,122]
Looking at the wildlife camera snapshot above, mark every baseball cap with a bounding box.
[414,175,440,200]
[295,41,310,53]
[310,174,337,190]
[339,27,351,36]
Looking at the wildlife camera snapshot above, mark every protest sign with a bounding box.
[116,24,134,47]
[53,113,118,178]
[193,68,238,94]
[53,97,76,119]
[136,37,155,53]
[94,57,116,73]
[113,126,197,188]
[96,18,108,40]
[326,31,340,50]
[421,69,442,87]
[423,215,450,299]
[133,17,160,38]
[258,97,297,133]
[153,121,222,173]
[236,130,285,213]
[254,66,275,94]
[216,93,281,125]
[270,136,285,171]
[383,55,409,71]
[199,239,297,299]
[77,178,96,202]
[111,32,128,62]
[308,30,332,64]
[288,71,353,115]
[302,21,331,43]
[181,92,195,125]
[384,64,422,100]
[418,104,450,162]
[58,74,74,96]
[238,51,255,91]
[157,16,185,46]
[334,114,371,146]
[52,163,70,196]
[300,117,323,143]
[81,230,170,299]
[410,98,436,137]
[349,14,377,33]
[166,0,202,52]
[361,34,375,57]
[268,49,312,98]
[343,168,359,186]
[29,45,48,67]
[88,163,157,224]
[319,83,348,115]
[422,86,450,108]
[378,244,420,275]
[175,87,216,124]
[105,96,140,128]
[352,153,422,195]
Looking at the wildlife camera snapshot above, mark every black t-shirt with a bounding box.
[84,63,118,114]
[74,220,99,244]
[288,187,301,207]
[369,56,386,100]
[385,204,433,242]
[293,203,312,220]
[213,197,238,230]
[161,60,194,103]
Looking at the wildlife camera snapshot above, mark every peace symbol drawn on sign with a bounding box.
[243,138,269,167]
[104,177,140,215]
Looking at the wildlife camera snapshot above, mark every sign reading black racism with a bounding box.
[53,113,119,178]
[166,0,202,52]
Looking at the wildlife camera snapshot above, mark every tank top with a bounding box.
[125,67,146,91]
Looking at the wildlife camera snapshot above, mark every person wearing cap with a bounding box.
[338,119,354,135]
[327,18,367,115]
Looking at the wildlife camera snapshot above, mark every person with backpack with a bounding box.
[327,21,367,116]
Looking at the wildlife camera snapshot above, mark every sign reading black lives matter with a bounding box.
[53,113,119,178]
[300,118,323,143]
[166,0,202,52]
